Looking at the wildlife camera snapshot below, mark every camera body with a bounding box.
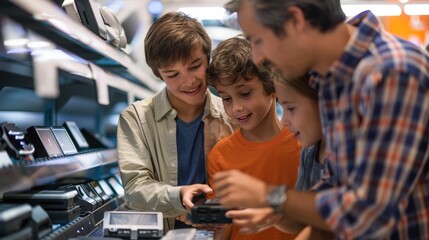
[191,198,232,224]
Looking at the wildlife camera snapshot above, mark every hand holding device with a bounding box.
[190,198,232,224]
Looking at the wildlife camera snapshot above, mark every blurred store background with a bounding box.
[1,0,428,141]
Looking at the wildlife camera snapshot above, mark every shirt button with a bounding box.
[171,163,176,167]
[169,130,173,134]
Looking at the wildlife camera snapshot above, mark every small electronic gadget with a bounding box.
[50,126,78,155]
[98,179,115,197]
[99,6,127,50]
[26,126,63,158]
[2,190,79,210]
[191,198,232,224]
[106,176,124,198]
[79,183,103,208]
[160,228,196,240]
[62,121,89,150]
[0,203,32,236]
[62,0,107,40]
[45,205,80,225]
[72,184,98,213]
[103,211,163,240]
[89,181,111,203]
[160,229,214,240]
[30,205,52,239]
[0,122,35,159]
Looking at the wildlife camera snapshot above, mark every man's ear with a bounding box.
[285,6,307,35]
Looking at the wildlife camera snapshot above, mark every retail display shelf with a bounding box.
[0,0,162,93]
[0,148,118,195]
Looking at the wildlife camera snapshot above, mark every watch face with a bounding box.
[268,185,287,213]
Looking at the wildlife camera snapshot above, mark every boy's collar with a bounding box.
[154,88,220,121]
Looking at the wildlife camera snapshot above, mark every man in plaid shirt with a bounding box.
[212,0,429,239]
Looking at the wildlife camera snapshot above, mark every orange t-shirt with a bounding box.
[207,128,301,240]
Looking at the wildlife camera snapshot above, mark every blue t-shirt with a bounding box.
[175,112,205,229]
[176,112,206,186]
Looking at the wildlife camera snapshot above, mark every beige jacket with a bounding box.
[117,87,236,232]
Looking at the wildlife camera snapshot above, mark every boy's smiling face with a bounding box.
[158,47,208,110]
[216,76,275,133]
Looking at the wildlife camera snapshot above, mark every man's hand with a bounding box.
[180,184,213,211]
[213,170,267,209]
[225,208,281,234]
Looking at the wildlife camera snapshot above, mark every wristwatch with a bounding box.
[266,185,288,214]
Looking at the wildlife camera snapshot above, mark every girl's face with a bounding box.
[275,81,322,148]
[158,47,208,110]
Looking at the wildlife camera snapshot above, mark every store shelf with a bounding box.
[0,148,118,195]
[0,0,162,93]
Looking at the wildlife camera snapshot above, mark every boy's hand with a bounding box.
[213,170,267,209]
[225,208,281,234]
[180,184,213,211]
[176,213,192,225]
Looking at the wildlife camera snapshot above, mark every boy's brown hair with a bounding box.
[144,12,212,79]
[207,36,276,94]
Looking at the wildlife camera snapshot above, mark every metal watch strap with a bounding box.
[267,185,288,214]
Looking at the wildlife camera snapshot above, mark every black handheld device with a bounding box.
[191,198,232,224]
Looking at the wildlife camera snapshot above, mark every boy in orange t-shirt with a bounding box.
[206,36,301,240]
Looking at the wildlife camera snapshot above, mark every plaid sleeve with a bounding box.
[315,70,429,239]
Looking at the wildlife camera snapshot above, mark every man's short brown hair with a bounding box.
[207,36,277,95]
[144,12,212,79]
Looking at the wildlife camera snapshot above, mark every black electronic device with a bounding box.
[191,198,232,224]
[3,189,78,210]
[26,126,63,158]
[103,211,163,240]
[62,0,107,40]
[0,122,35,160]
[89,181,111,203]
[50,126,78,155]
[72,185,98,213]
[63,121,89,150]
[45,205,80,225]
[30,205,52,239]
[79,183,103,208]
[0,226,32,240]
[0,203,32,236]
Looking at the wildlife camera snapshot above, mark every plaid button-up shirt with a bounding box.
[312,11,429,239]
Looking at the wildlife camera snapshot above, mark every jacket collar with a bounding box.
[154,87,220,121]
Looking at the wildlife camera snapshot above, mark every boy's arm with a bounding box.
[117,107,185,217]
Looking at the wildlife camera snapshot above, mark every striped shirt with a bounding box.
[311,11,429,239]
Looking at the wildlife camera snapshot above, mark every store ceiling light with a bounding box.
[341,4,402,16]
[404,4,429,16]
